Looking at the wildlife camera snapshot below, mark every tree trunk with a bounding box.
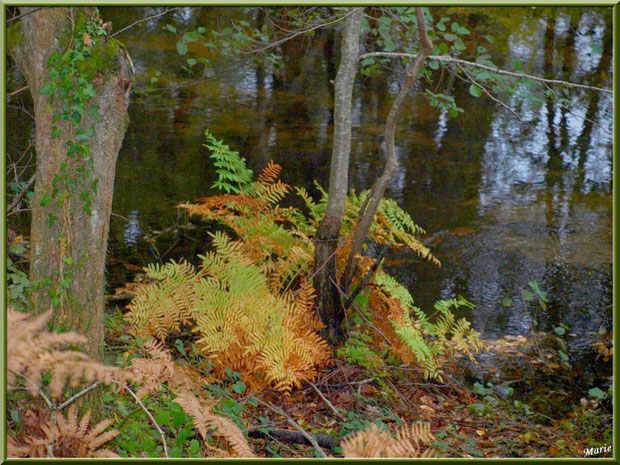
[313,8,363,346]
[342,8,433,292]
[8,7,133,360]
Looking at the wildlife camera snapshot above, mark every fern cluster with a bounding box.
[127,131,482,392]
[296,184,439,266]
[7,308,127,458]
[7,307,258,458]
[127,232,330,393]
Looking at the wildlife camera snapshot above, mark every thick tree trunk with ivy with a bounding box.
[8,7,133,360]
[313,8,363,346]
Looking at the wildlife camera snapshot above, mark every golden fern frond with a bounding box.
[7,308,129,399]
[341,422,435,458]
[340,423,393,458]
[256,160,282,185]
[126,261,201,340]
[174,390,255,458]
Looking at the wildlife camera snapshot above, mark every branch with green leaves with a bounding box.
[359,52,612,95]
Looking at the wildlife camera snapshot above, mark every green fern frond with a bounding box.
[205,130,253,194]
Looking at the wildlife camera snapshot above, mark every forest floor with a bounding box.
[103,302,613,459]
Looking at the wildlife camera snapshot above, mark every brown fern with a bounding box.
[174,390,255,458]
[7,308,131,398]
[8,406,119,458]
[126,339,212,399]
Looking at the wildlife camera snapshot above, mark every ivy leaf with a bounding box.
[521,290,534,302]
[176,41,188,56]
[40,193,52,206]
[591,43,603,55]
[83,32,93,47]
[232,381,246,394]
[469,84,482,98]
[588,387,606,400]
[165,24,177,34]
[187,58,197,68]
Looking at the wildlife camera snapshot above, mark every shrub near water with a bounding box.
[126,131,484,391]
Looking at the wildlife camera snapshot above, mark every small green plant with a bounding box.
[7,240,31,311]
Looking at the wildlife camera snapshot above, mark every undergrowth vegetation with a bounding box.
[7,132,484,458]
[9,133,609,459]
[126,131,483,391]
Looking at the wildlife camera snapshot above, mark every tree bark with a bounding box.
[342,7,433,292]
[313,7,363,346]
[8,7,133,360]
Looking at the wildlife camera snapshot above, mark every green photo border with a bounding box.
[1,1,617,463]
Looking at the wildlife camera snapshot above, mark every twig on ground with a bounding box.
[56,382,100,410]
[246,427,336,450]
[252,396,328,458]
[308,382,346,421]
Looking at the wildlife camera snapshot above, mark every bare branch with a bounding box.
[246,7,363,55]
[342,7,432,292]
[359,52,613,95]
[415,7,433,53]
[111,7,183,38]
[7,85,29,100]
[7,175,35,214]
[456,64,523,122]
[7,7,49,24]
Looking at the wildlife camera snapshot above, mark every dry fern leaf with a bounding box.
[7,308,131,398]
[174,390,255,458]
[341,422,435,458]
[9,406,119,458]
[126,339,212,399]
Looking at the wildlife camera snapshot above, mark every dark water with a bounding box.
[8,8,613,351]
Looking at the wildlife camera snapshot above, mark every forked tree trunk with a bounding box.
[8,7,133,359]
[313,8,363,346]
[342,7,433,292]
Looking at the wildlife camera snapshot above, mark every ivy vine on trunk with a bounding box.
[8,6,133,359]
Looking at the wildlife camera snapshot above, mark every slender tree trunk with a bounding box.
[342,7,433,292]
[313,7,363,346]
[8,7,133,360]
